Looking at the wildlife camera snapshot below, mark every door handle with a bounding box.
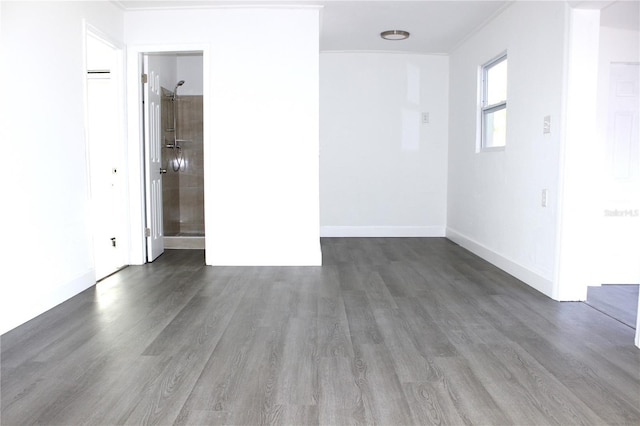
[160,168,167,174]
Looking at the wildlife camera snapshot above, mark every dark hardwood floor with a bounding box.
[2,238,639,425]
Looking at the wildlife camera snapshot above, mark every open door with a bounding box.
[143,55,164,262]
[600,63,640,283]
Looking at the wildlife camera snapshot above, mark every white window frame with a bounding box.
[479,52,507,152]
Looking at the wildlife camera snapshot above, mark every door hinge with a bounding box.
[141,73,148,84]
[145,228,151,237]
[110,237,116,247]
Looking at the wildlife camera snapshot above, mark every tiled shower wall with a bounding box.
[162,94,204,236]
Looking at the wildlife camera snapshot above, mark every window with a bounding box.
[480,53,507,150]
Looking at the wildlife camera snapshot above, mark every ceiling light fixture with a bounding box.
[380,30,410,41]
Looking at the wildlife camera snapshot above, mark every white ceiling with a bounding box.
[113,0,511,54]
[600,0,640,30]
[317,1,510,54]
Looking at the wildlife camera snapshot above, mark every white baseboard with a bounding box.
[446,227,554,298]
[1,270,96,335]
[320,226,446,238]
[206,243,322,266]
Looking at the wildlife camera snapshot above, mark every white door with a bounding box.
[87,75,123,278]
[601,63,640,284]
[86,33,125,280]
[143,55,165,262]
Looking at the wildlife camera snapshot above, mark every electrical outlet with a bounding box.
[541,189,548,207]
[422,112,429,124]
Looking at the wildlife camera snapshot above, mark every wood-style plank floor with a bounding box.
[2,238,639,425]
[586,284,639,329]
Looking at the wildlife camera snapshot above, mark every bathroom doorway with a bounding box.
[143,51,205,258]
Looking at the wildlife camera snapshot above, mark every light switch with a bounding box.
[541,189,548,207]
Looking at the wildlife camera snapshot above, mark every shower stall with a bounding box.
[161,75,205,249]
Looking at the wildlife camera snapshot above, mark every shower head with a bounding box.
[173,80,185,99]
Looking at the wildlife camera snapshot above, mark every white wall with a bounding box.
[555,9,602,301]
[0,1,124,334]
[147,54,203,98]
[125,7,321,266]
[177,55,203,96]
[151,54,177,93]
[320,53,448,237]
[447,1,567,297]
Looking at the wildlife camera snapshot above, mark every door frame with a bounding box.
[555,6,640,347]
[125,43,210,264]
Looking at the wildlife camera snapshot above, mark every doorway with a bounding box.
[599,62,640,282]
[85,29,127,280]
[592,1,640,344]
[142,51,205,262]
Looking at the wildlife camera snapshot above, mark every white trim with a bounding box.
[210,248,322,267]
[636,288,640,348]
[553,2,572,301]
[126,48,146,265]
[446,227,554,298]
[115,2,323,11]
[636,287,640,348]
[320,226,446,238]
[320,50,449,56]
